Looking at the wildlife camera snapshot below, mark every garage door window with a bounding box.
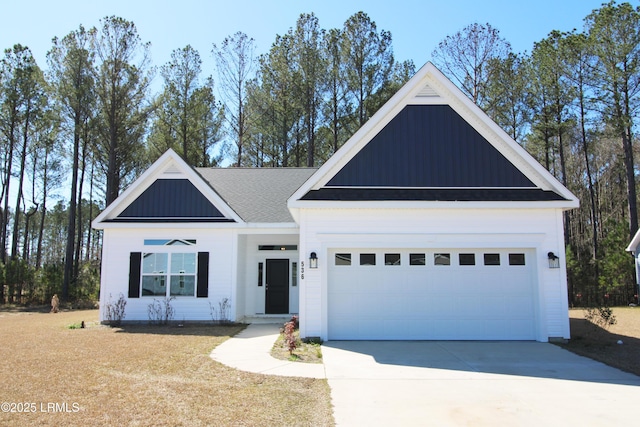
[434,253,450,265]
[360,253,376,266]
[410,253,426,265]
[484,253,500,265]
[459,253,475,265]
[335,253,351,266]
[385,253,401,265]
[509,253,526,265]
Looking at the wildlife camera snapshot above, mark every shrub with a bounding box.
[584,306,617,330]
[283,319,298,355]
[289,315,299,329]
[147,297,175,325]
[208,298,232,324]
[218,298,231,324]
[104,293,127,326]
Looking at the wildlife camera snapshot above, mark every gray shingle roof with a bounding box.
[196,167,317,223]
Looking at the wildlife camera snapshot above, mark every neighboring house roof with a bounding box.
[288,62,579,212]
[626,228,640,253]
[197,168,317,223]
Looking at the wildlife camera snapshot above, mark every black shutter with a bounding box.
[128,252,142,298]
[197,252,209,298]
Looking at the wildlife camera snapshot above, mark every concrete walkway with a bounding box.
[210,323,325,378]
[211,323,640,426]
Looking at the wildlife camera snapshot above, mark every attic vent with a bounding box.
[415,84,440,98]
[163,165,181,175]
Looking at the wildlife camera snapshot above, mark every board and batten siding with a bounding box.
[297,207,570,342]
[99,228,236,322]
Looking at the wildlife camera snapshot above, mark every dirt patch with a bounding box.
[0,309,334,426]
[557,307,640,376]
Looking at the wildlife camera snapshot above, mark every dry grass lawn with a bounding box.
[558,307,640,376]
[0,308,334,426]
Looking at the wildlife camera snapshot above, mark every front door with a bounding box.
[266,259,289,314]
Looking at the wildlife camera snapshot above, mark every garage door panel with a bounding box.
[505,297,535,316]
[328,248,536,340]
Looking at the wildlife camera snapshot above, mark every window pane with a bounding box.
[171,253,196,274]
[459,253,475,266]
[258,262,263,286]
[360,253,376,266]
[434,253,450,265]
[385,253,401,265]
[484,253,500,265]
[144,239,196,246]
[144,239,170,246]
[410,253,426,265]
[259,245,298,251]
[170,275,195,296]
[335,253,351,266]
[292,262,297,287]
[142,253,168,274]
[142,275,166,296]
[509,253,526,265]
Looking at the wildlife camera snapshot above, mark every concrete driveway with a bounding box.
[321,341,640,426]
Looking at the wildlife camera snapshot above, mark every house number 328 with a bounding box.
[300,261,305,280]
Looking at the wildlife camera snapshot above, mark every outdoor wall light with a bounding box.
[309,252,318,269]
[548,252,560,269]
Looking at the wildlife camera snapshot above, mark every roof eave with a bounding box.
[288,199,579,210]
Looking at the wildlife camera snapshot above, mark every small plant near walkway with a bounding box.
[271,315,323,363]
[147,297,175,325]
[284,318,297,355]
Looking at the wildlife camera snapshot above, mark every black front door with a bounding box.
[266,259,289,314]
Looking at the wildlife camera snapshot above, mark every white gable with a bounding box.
[288,62,578,213]
[92,149,243,229]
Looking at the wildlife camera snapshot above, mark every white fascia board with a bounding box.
[93,221,242,230]
[92,149,244,228]
[288,199,579,211]
[95,221,299,231]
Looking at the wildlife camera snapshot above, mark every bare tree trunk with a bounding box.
[63,114,81,299]
[85,160,94,261]
[11,102,32,259]
[36,145,50,269]
[1,115,18,265]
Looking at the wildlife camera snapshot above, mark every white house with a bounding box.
[93,62,578,342]
[625,231,640,300]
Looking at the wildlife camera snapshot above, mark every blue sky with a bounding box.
[1,0,615,93]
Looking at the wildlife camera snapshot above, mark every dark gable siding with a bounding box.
[301,188,566,201]
[327,105,535,188]
[118,179,226,218]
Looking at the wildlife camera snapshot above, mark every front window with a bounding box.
[142,252,196,297]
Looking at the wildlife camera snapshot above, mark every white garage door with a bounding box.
[328,249,536,340]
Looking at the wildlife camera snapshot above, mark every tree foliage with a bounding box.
[149,45,223,166]
[431,22,511,108]
[0,5,640,307]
